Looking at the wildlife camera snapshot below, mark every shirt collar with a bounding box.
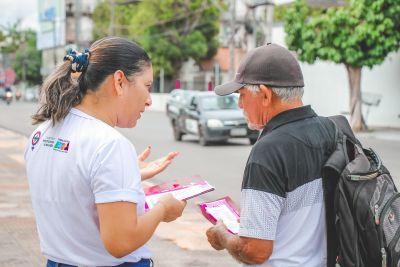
[260,105,317,137]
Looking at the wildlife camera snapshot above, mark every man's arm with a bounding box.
[206,222,273,265]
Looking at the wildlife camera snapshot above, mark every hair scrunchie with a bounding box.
[63,48,90,73]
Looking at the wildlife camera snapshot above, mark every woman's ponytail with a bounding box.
[32,50,89,125]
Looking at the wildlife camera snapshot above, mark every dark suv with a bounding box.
[166,90,259,146]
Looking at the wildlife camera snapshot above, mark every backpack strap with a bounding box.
[322,115,359,266]
[329,115,360,146]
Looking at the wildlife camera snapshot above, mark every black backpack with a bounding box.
[322,115,400,267]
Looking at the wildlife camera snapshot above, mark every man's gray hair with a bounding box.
[244,84,304,102]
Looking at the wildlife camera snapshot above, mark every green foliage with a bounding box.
[1,21,26,54]
[92,0,224,78]
[0,23,42,85]
[12,30,42,85]
[92,2,111,39]
[284,0,400,68]
[274,4,323,22]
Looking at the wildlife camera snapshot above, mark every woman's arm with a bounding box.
[97,194,185,258]
[137,146,179,180]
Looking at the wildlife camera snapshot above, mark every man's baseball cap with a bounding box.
[214,43,304,96]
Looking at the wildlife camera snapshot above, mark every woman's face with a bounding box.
[116,65,153,128]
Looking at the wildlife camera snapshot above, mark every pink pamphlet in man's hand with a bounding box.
[199,196,240,234]
[144,176,215,210]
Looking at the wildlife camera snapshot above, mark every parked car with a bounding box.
[165,89,196,121]
[167,91,259,146]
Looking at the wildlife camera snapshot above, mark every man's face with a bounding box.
[238,87,266,131]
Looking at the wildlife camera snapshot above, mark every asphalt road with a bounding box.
[0,101,252,204]
[1,100,400,200]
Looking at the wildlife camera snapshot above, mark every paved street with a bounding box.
[0,101,253,203]
[1,101,400,267]
[0,102,242,267]
[1,101,399,192]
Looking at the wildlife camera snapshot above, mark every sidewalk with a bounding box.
[356,127,400,141]
[0,127,239,267]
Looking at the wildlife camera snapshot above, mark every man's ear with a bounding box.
[113,70,124,96]
[259,85,272,107]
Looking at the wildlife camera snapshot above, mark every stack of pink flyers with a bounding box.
[199,196,240,234]
[144,176,215,210]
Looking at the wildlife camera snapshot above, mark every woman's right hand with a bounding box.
[157,194,186,222]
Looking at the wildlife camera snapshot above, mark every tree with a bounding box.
[0,22,42,86]
[12,30,42,86]
[0,21,24,54]
[92,0,224,78]
[284,0,400,131]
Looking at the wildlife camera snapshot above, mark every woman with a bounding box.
[25,37,186,267]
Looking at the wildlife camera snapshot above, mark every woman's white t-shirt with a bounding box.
[24,108,151,266]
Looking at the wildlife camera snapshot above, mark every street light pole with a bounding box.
[265,4,274,43]
[245,0,274,46]
[229,0,236,80]
[75,0,82,49]
[52,19,57,67]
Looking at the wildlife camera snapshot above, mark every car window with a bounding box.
[199,95,239,111]
[170,91,182,100]
[169,90,194,105]
[183,93,194,105]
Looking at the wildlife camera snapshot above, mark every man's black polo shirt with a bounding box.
[238,105,336,267]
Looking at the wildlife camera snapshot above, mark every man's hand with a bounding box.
[207,220,273,264]
[137,146,179,180]
[206,221,230,250]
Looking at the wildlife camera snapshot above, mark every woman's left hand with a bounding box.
[138,146,179,180]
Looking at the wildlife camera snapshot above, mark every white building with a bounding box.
[180,0,400,128]
[37,0,96,77]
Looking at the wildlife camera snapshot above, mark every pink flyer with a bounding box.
[144,176,215,210]
[199,196,240,234]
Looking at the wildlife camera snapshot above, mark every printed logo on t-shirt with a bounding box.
[43,137,56,148]
[42,136,70,153]
[31,131,41,150]
[53,139,70,153]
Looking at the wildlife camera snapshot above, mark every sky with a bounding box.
[0,0,39,30]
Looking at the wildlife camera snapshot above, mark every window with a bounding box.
[199,95,239,111]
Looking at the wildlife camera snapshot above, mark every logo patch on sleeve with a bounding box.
[31,131,41,150]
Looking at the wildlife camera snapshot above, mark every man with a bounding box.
[206,43,336,266]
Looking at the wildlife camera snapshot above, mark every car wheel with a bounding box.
[249,138,257,145]
[173,121,183,141]
[198,128,209,146]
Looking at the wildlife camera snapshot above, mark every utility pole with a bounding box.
[215,63,220,86]
[159,68,165,93]
[246,1,274,46]
[264,4,274,43]
[75,0,81,49]
[21,33,27,90]
[52,19,57,67]
[229,0,236,80]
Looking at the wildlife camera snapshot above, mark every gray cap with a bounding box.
[214,43,304,96]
